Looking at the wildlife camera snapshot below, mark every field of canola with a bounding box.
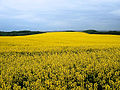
[0,32,120,90]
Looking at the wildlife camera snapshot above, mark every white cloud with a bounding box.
[1,0,119,14]
[12,14,48,22]
[1,0,119,12]
[110,10,120,16]
[0,0,76,11]
[0,0,120,30]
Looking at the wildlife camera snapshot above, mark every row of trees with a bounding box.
[83,30,120,35]
[0,30,46,36]
[0,30,120,36]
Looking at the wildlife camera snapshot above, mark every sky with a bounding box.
[0,0,120,31]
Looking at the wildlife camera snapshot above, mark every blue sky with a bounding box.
[0,0,120,31]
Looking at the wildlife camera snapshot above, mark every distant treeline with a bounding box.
[0,30,46,36]
[58,30,120,35]
[0,30,120,36]
[83,30,120,35]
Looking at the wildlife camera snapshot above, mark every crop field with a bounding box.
[0,32,120,90]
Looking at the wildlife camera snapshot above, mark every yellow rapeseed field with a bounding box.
[0,32,120,90]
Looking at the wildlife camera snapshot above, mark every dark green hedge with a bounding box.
[0,30,46,36]
[83,30,120,35]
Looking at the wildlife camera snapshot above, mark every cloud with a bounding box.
[0,0,120,31]
[1,0,119,12]
[0,0,75,11]
[110,10,120,16]
[12,14,46,22]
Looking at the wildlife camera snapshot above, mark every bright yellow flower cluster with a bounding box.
[0,32,120,89]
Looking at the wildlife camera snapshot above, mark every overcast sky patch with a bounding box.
[0,0,120,31]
